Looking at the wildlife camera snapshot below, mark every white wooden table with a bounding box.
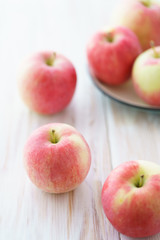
[1,0,160,239]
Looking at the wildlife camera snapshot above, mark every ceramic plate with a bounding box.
[91,75,160,111]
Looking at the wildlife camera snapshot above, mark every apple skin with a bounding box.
[101,160,160,238]
[132,47,160,106]
[18,51,77,115]
[112,0,160,50]
[24,123,91,193]
[87,26,142,85]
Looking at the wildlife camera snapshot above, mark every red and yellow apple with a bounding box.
[87,26,141,85]
[18,51,77,115]
[102,160,160,238]
[24,123,91,193]
[132,45,160,106]
[112,0,160,50]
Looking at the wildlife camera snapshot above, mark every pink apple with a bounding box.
[132,45,160,106]
[18,51,77,115]
[112,0,160,50]
[24,123,91,193]
[87,26,142,85]
[102,160,160,238]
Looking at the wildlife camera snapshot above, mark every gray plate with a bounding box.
[91,75,160,112]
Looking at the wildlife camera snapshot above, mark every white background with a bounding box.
[0,0,160,240]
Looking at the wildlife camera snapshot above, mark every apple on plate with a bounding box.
[132,42,160,106]
[101,160,160,238]
[87,26,142,85]
[24,123,91,193]
[111,0,160,50]
[18,51,77,115]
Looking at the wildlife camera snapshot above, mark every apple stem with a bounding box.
[150,41,159,58]
[140,0,150,7]
[51,129,57,144]
[46,52,56,66]
[106,31,113,43]
[138,175,144,188]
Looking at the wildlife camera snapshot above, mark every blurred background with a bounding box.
[1,1,160,240]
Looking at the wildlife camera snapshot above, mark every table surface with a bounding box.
[1,0,160,239]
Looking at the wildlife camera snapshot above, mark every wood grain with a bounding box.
[0,0,160,239]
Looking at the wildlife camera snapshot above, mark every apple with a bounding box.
[111,0,160,50]
[101,160,160,238]
[132,43,160,106]
[87,26,142,85]
[24,123,91,193]
[18,51,77,114]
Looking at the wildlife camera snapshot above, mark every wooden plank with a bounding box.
[0,0,160,239]
[104,100,160,240]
